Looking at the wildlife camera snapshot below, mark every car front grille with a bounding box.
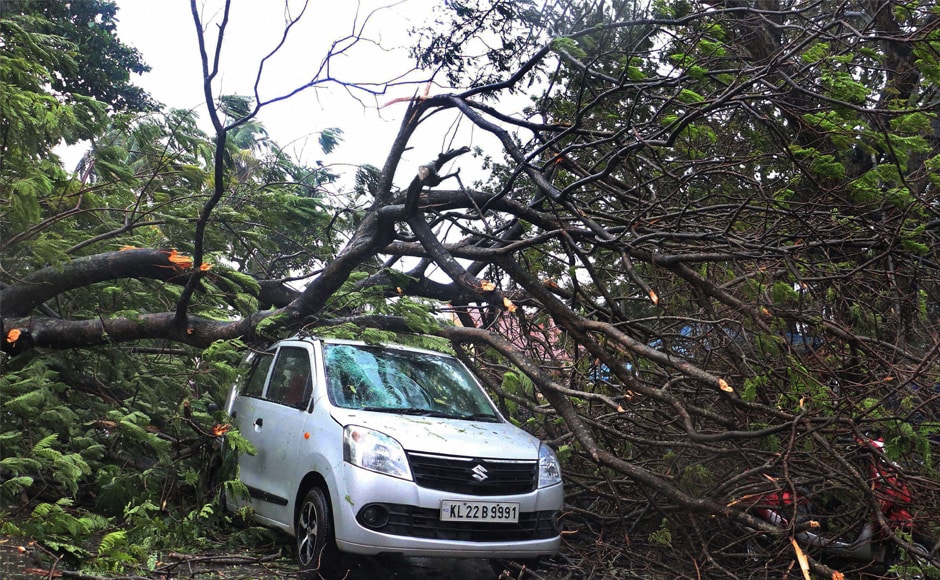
[366,504,559,542]
[407,452,538,496]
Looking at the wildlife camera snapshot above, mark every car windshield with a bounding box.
[324,344,499,420]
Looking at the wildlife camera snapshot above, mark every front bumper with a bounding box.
[332,462,564,557]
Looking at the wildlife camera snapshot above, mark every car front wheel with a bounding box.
[296,486,342,579]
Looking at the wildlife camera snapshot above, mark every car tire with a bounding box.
[296,486,342,579]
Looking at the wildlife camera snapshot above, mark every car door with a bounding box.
[228,348,272,512]
[230,342,315,527]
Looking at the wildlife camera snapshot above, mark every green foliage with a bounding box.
[648,518,673,547]
[820,69,870,105]
[256,313,291,340]
[3,0,940,575]
[318,127,344,154]
[9,0,153,112]
[677,88,705,104]
[2,499,110,561]
[887,531,940,579]
[769,281,799,306]
[0,16,110,235]
[801,42,830,64]
[392,296,441,334]
[551,37,587,59]
[679,463,713,494]
[32,435,92,496]
[410,0,542,88]
[203,336,245,365]
[502,369,535,396]
[0,342,243,570]
[789,143,846,180]
[755,425,782,453]
[741,374,769,403]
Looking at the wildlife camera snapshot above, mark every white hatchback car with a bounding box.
[223,336,564,578]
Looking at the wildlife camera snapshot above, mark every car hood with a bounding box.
[329,407,541,460]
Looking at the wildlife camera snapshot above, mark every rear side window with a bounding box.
[266,347,312,409]
[242,352,273,398]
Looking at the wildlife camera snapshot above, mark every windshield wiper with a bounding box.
[399,407,448,417]
[458,412,501,422]
[361,406,447,417]
[360,407,499,421]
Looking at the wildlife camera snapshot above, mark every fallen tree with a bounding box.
[2,0,939,576]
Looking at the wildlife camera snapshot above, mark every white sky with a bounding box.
[110,0,498,190]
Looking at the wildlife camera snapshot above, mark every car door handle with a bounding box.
[254,417,263,427]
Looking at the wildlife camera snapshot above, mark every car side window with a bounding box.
[266,347,312,409]
[242,351,273,398]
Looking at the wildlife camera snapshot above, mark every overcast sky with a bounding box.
[110,0,493,189]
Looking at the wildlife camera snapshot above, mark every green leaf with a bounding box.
[676,89,705,104]
[550,37,587,59]
[1,476,35,495]
[802,42,830,63]
[318,127,344,154]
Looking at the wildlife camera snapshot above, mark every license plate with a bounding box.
[440,500,520,523]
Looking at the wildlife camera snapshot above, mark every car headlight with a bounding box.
[343,425,412,480]
[538,443,562,488]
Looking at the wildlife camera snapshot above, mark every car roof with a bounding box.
[281,335,456,358]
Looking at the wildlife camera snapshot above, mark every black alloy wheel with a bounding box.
[296,486,342,579]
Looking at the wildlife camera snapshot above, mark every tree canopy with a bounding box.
[2,0,939,577]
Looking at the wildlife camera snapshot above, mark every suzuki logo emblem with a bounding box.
[471,464,488,482]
